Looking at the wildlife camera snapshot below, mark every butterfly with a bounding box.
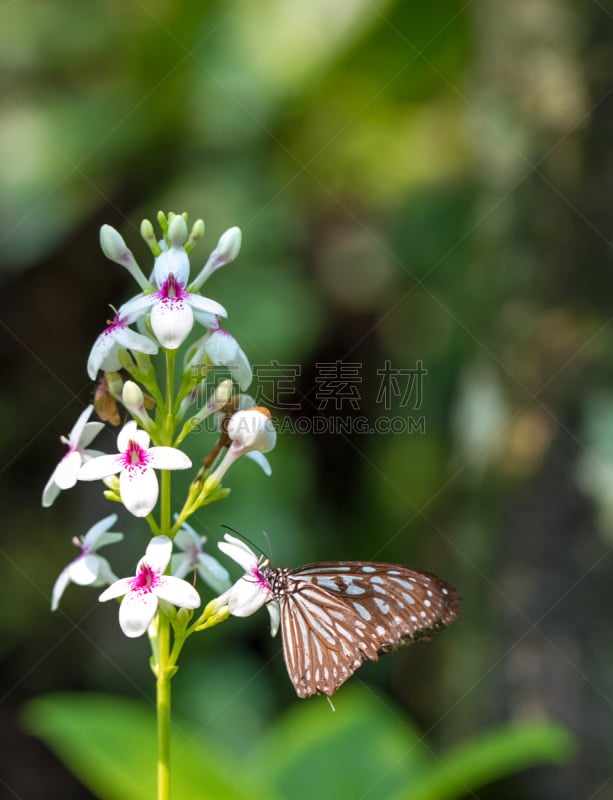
[261,561,461,698]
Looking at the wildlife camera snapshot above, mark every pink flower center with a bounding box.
[130,563,160,593]
[107,314,127,333]
[158,274,188,301]
[252,565,272,592]
[124,438,149,467]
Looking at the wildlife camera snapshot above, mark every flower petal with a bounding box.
[233,346,252,391]
[244,450,272,476]
[95,532,124,549]
[119,464,159,517]
[99,577,132,602]
[204,330,239,364]
[154,575,201,609]
[81,513,118,548]
[174,524,200,552]
[54,450,83,490]
[51,565,72,611]
[69,405,96,446]
[218,533,259,572]
[189,294,227,318]
[153,248,190,286]
[267,600,281,637]
[117,420,148,452]
[227,576,270,617]
[192,310,220,330]
[151,299,194,349]
[113,326,159,356]
[118,293,156,323]
[78,454,123,481]
[92,556,117,587]
[69,554,102,586]
[170,553,191,579]
[118,591,159,638]
[196,553,231,594]
[42,474,61,508]
[147,446,192,471]
[87,329,120,379]
[79,421,105,449]
[144,535,173,572]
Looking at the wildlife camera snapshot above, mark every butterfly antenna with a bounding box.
[325,695,336,712]
[220,524,270,559]
[262,530,273,562]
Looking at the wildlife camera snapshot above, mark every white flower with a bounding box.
[190,329,252,391]
[170,520,231,594]
[42,405,104,508]
[118,247,227,350]
[207,407,277,487]
[87,310,158,380]
[52,514,123,610]
[78,420,192,517]
[217,533,279,636]
[99,535,201,638]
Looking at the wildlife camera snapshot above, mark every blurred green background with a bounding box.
[2,0,613,798]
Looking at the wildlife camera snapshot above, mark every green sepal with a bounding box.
[102,490,122,504]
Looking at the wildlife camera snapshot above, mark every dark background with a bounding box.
[2,1,613,798]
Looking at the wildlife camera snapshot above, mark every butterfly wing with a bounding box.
[278,562,461,698]
[279,579,381,698]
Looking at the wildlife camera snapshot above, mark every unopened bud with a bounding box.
[100,224,151,289]
[191,219,205,242]
[185,219,205,253]
[140,218,162,256]
[157,210,168,234]
[217,226,242,262]
[122,380,145,413]
[168,214,188,247]
[190,226,242,290]
[100,225,129,262]
[211,379,234,409]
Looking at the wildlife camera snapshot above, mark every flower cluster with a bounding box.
[44,211,277,640]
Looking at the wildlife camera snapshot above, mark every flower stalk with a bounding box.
[156,613,172,800]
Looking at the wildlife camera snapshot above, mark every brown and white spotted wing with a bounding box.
[267,562,461,698]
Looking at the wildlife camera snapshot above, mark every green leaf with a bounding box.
[22,692,273,800]
[247,684,434,800]
[391,721,576,800]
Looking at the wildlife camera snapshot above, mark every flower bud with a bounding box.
[204,407,276,488]
[122,380,145,413]
[189,219,205,245]
[168,214,188,247]
[211,378,234,410]
[140,218,162,256]
[227,407,276,453]
[190,226,242,290]
[157,210,168,233]
[100,225,129,263]
[216,226,242,263]
[100,224,151,289]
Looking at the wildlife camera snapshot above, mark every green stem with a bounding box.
[160,471,172,537]
[155,348,178,800]
[156,614,172,800]
[159,349,176,535]
[164,350,176,441]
